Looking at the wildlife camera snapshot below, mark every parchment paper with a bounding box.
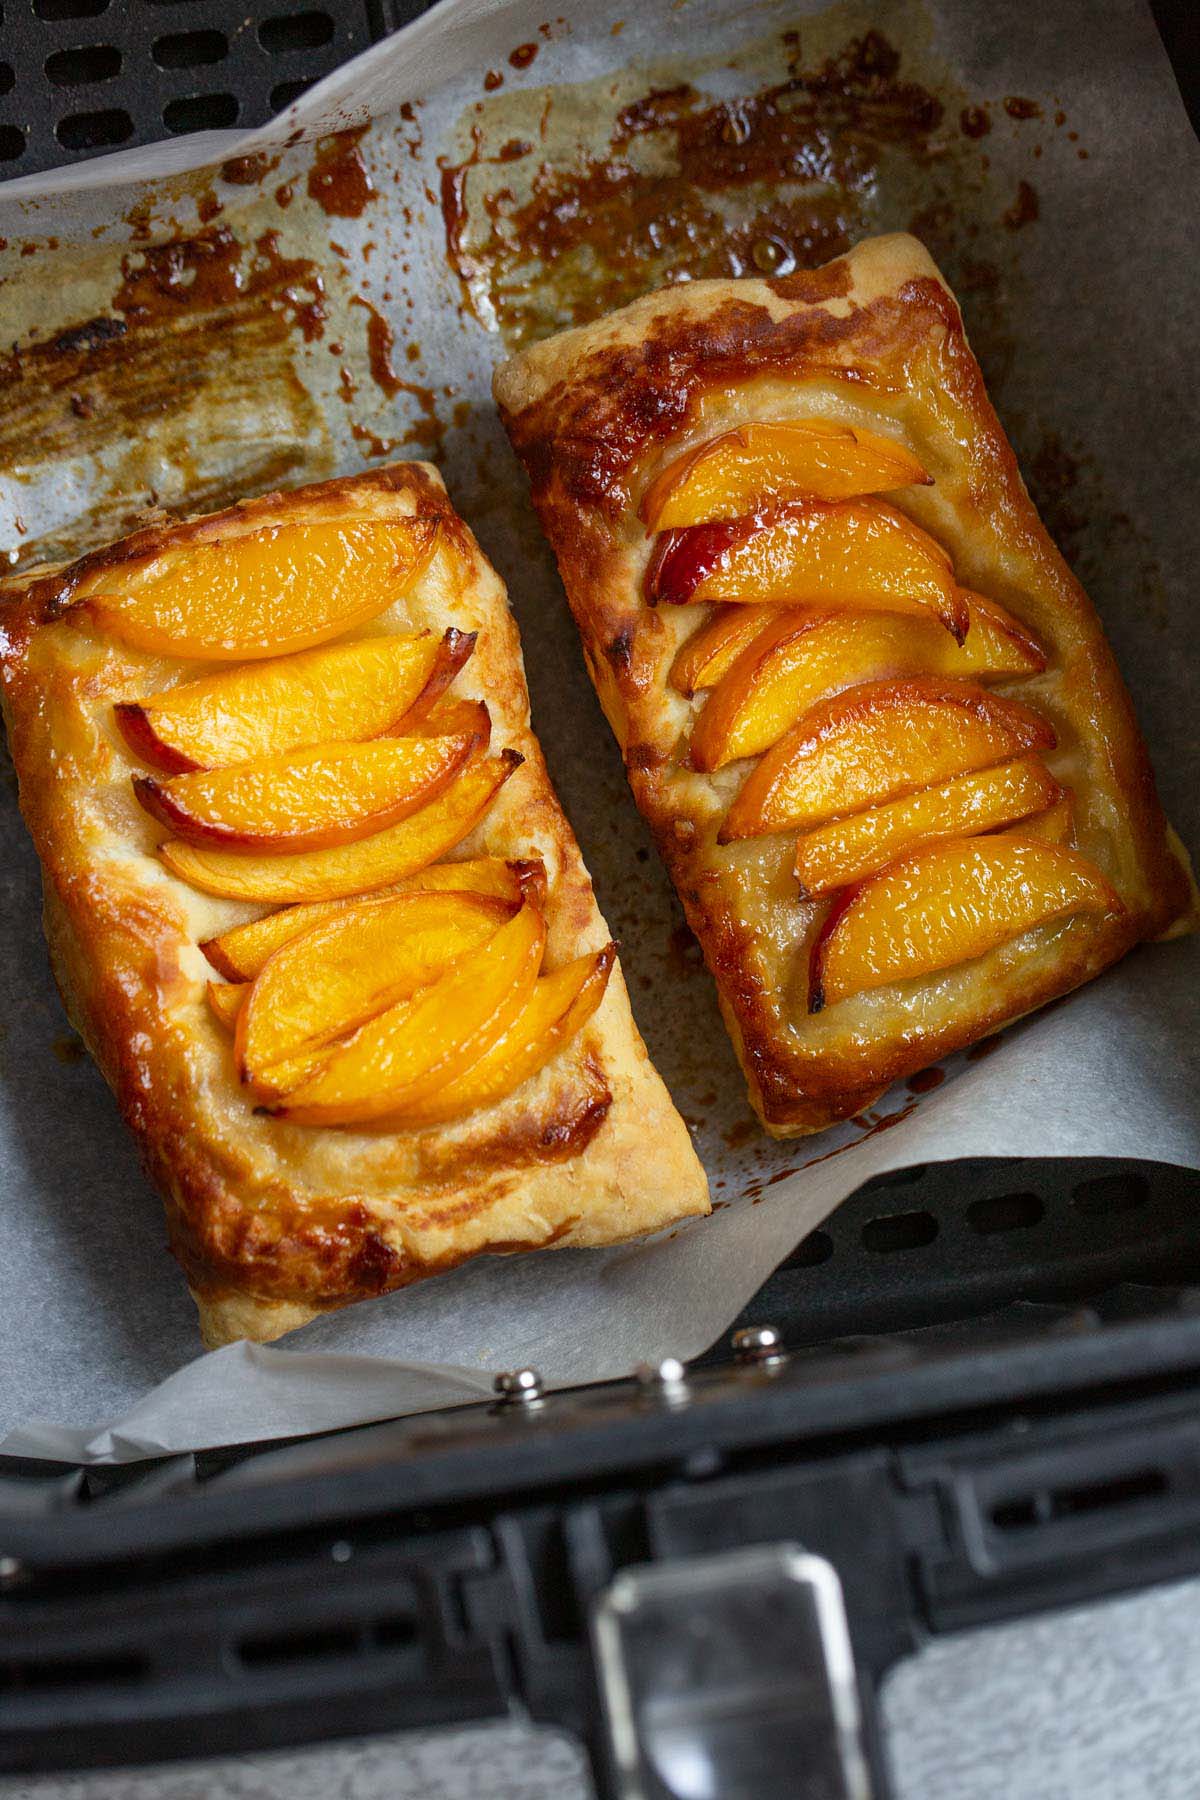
[0,0,1196,1462]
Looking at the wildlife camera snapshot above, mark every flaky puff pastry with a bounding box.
[495,234,1197,1137]
[0,466,708,1345]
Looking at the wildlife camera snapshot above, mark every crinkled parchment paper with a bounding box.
[0,0,1196,1460]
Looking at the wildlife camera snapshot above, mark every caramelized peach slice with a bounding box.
[206,980,245,1030]
[203,908,331,983]
[691,601,1046,771]
[959,591,1046,672]
[75,517,439,660]
[163,751,522,903]
[670,605,778,697]
[116,630,473,774]
[793,756,1063,896]
[272,901,546,1126]
[809,836,1122,1011]
[398,693,492,745]
[399,945,616,1127]
[647,500,967,642]
[640,419,930,531]
[136,733,477,853]
[721,677,1055,842]
[998,792,1074,847]
[399,853,547,908]
[201,856,544,981]
[236,890,514,1095]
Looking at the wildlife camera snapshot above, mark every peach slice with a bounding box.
[959,591,1046,673]
[75,516,439,661]
[163,750,522,903]
[640,419,930,532]
[398,853,546,907]
[670,605,779,697]
[647,500,967,642]
[998,792,1074,847]
[808,836,1122,1011]
[721,677,1055,842]
[672,592,1041,702]
[136,733,477,853]
[115,629,474,774]
[398,693,492,746]
[792,755,1063,896]
[398,945,616,1127]
[690,601,1046,771]
[236,889,514,1095]
[272,901,546,1126]
[201,855,544,981]
[206,980,245,1031]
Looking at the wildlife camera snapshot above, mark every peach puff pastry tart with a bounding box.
[0,466,707,1344]
[495,233,1196,1138]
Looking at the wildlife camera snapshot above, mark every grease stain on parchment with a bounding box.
[0,128,445,571]
[437,0,1065,378]
[0,223,331,567]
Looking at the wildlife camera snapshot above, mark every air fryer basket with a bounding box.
[0,0,405,178]
[1,4,1199,1796]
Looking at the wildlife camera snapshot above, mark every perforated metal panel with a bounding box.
[714,1157,1200,1358]
[0,0,427,180]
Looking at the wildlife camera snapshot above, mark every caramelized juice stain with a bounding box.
[0,211,341,564]
[221,152,282,187]
[0,116,462,567]
[1002,179,1039,230]
[439,4,1064,365]
[906,1065,944,1093]
[440,29,942,345]
[351,293,406,396]
[306,127,377,219]
[350,421,402,458]
[113,224,329,344]
[798,1095,921,1167]
[349,295,445,453]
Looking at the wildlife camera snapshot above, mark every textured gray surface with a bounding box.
[0,1724,593,1800]
[883,1577,1200,1800]
[6,1579,1200,1799]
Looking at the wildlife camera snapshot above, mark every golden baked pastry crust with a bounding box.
[495,233,1197,1136]
[0,464,708,1345]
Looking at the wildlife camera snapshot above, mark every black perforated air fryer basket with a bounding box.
[0,0,413,177]
[1,6,1199,1798]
